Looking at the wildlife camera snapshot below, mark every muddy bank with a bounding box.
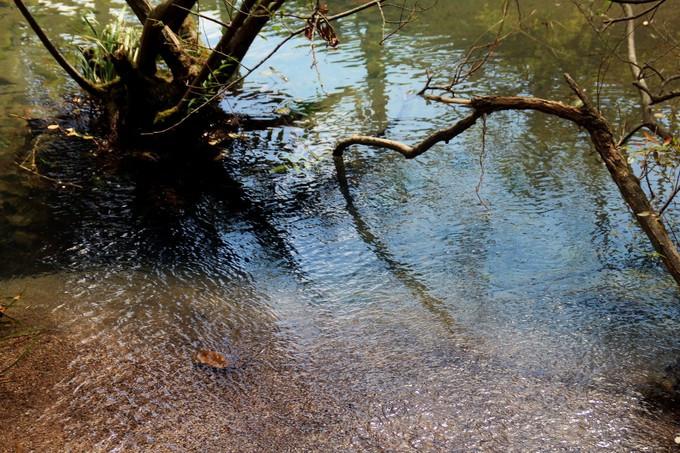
[1,334,76,452]
[0,332,355,452]
[0,275,357,452]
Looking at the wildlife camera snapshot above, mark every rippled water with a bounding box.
[2,0,680,450]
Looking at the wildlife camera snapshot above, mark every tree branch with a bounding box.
[136,0,199,77]
[150,0,388,132]
[334,112,482,158]
[334,74,680,288]
[126,0,196,80]
[603,0,666,27]
[622,3,673,140]
[13,0,104,96]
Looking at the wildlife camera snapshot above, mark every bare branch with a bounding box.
[622,3,673,140]
[603,0,666,27]
[334,77,680,287]
[13,0,104,96]
[149,0,389,134]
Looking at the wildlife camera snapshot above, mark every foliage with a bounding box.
[75,11,140,84]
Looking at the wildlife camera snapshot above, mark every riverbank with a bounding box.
[1,333,76,452]
[2,274,680,451]
[0,277,358,452]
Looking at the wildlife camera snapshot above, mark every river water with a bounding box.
[1,0,680,450]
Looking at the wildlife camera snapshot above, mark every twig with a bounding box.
[17,163,84,189]
[145,0,388,135]
[0,334,40,377]
[476,114,490,209]
[603,0,666,28]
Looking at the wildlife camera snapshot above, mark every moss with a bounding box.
[153,106,180,126]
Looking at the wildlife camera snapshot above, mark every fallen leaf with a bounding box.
[193,349,229,369]
[663,136,673,146]
[675,436,680,445]
[47,124,59,130]
[642,130,660,144]
[0,305,6,316]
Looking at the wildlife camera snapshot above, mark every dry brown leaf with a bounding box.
[642,130,660,144]
[193,349,229,369]
[304,6,339,48]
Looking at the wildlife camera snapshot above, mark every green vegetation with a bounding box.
[75,12,140,84]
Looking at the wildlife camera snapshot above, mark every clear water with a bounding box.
[1,0,680,450]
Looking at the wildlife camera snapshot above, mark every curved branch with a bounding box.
[13,0,104,96]
[603,0,666,27]
[334,112,481,158]
[334,74,680,288]
[334,95,586,158]
[637,86,680,105]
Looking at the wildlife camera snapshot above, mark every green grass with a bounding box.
[75,11,140,84]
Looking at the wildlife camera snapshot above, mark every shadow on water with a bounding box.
[334,155,462,336]
[0,106,313,282]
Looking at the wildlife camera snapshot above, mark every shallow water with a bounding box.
[2,0,680,450]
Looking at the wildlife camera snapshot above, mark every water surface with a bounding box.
[1,0,680,450]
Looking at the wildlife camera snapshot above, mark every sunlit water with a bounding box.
[1,0,680,450]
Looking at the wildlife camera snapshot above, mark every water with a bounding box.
[2,0,680,450]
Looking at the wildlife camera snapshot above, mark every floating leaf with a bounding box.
[193,349,229,369]
[270,164,289,174]
[636,211,653,217]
